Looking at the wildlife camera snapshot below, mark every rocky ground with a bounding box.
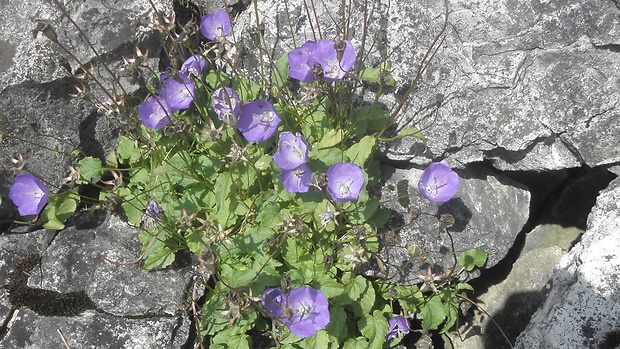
[1,0,619,348]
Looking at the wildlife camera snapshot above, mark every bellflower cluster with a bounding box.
[212,87,241,127]
[9,173,49,216]
[237,99,281,142]
[200,9,231,41]
[273,132,312,193]
[385,316,411,340]
[326,162,365,202]
[418,160,460,203]
[261,286,330,338]
[288,39,356,82]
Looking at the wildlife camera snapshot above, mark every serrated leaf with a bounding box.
[458,248,488,271]
[316,129,342,149]
[344,136,376,167]
[420,295,446,330]
[325,306,348,342]
[358,311,388,349]
[312,275,345,298]
[440,301,459,333]
[105,151,118,167]
[302,330,329,349]
[117,135,141,163]
[78,157,104,181]
[342,337,369,349]
[40,190,80,230]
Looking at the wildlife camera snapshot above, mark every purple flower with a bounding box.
[158,72,195,111]
[418,160,460,203]
[261,288,285,319]
[9,173,49,216]
[288,40,356,82]
[180,54,209,78]
[281,164,312,193]
[288,41,318,82]
[237,100,281,142]
[326,162,365,202]
[312,40,356,81]
[138,96,172,129]
[273,132,309,170]
[261,286,330,339]
[212,87,241,126]
[386,316,410,340]
[200,9,231,41]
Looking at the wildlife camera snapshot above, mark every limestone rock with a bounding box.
[1,213,194,348]
[230,0,620,171]
[514,175,620,349]
[374,164,530,283]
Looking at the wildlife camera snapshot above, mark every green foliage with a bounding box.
[458,248,489,271]
[23,1,487,347]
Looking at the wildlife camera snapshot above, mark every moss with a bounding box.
[4,252,96,316]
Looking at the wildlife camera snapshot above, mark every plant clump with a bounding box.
[2,1,489,348]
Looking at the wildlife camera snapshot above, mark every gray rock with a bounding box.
[2,308,187,349]
[444,224,583,349]
[373,164,530,283]
[231,0,620,171]
[0,0,171,223]
[1,213,193,348]
[0,228,57,327]
[514,175,620,349]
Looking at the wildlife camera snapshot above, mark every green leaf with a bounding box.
[138,230,176,270]
[312,274,345,298]
[356,281,376,317]
[344,136,376,167]
[420,295,446,330]
[78,157,104,181]
[271,53,289,92]
[105,151,118,168]
[302,330,329,349]
[458,248,488,271]
[358,311,388,349]
[342,337,369,349]
[233,77,261,102]
[358,64,395,86]
[117,135,141,163]
[316,129,342,149]
[325,306,348,342]
[385,126,427,146]
[441,301,459,333]
[41,190,80,230]
[206,70,231,89]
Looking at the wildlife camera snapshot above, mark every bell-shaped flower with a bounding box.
[200,9,231,41]
[158,71,195,111]
[9,173,49,216]
[212,87,241,127]
[180,54,209,78]
[288,39,356,82]
[312,39,356,81]
[418,160,460,203]
[237,99,281,142]
[385,316,410,340]
[261,288,285,319]
[138,95,171,130]
[281,164,312,193]
[261,286,330,339]
[288,41,318,83]
[273,132,309,170]
[326,162,365,202]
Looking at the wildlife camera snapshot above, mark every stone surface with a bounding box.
[231,0,620,171]
[374,164,530,283]
[0,0,171,225]
[444,224,583,349]
[0,212,193,348]
[2,308,187,349]
[514,175,620,349]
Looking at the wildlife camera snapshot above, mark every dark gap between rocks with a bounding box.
[466,165,617,349]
